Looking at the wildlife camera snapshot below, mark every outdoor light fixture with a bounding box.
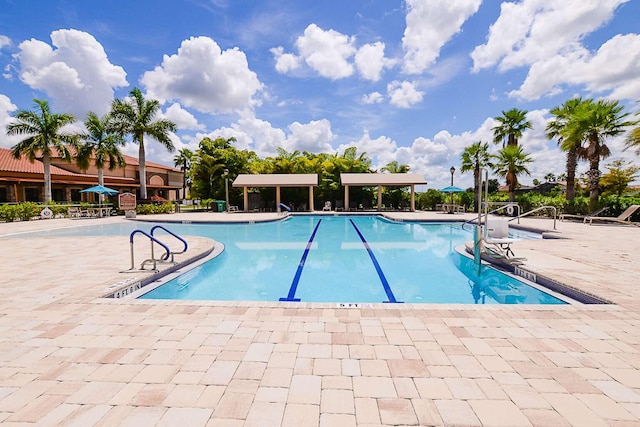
[449,166,456,212]
[224,168,230,213]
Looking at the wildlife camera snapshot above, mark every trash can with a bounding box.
[216,200,226,212]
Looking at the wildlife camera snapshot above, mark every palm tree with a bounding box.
[492,145,533,203]
[77,112,126,202]
[460,141,492,213]
[624,101,640,155]
[492,108,532,147]
[173,148,193,199]
[111,87,176,200]
[546,97,584,203]
[6,99,77,203]
[380,160,410,174]
[562,99,634,210]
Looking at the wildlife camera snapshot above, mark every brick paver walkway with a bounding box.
[0,212,639,426]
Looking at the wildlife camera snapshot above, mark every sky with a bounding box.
[0,0,639,190]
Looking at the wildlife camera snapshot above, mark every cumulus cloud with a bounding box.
[13,29,128,116]
[402,0,481,74]
[0,35,10,49]
[387,80,423,108]
[295,24,356,80]
[141,36,263,114]
[0,94,18,149]
[354,41,393,82]
[362,92,384,104]
[270,46,301,73]
[471,0,637,100]
[284,119,335,153]
[162,103,205,131]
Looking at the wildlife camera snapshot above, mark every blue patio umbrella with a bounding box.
[439,185,465,193]
[79,184,119,196]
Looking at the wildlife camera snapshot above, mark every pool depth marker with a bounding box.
[279,219,322,302]
[349,219,402,303]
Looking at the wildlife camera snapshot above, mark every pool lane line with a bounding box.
[279,219,322,302]
[349,219,402,303]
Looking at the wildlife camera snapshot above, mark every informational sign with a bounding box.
[119,192,137,211]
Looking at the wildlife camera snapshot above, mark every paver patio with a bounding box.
[0,211,639,426]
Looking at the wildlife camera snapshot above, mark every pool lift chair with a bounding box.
[482,218,525,265]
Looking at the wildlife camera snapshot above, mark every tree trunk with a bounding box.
[587,162,601,211]
[43,152,52,203]
[98,168,105,203]
[474,166,480,213]
[565,147,577,202]
[138,140,147,200]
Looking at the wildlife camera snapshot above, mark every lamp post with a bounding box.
[224,168,229,213]
[449,166,456,213]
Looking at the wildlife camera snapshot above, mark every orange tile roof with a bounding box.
[0,147,80,176]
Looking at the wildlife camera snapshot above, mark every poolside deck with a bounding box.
[1,211,639,426]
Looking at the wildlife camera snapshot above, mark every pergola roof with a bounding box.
[232,173,318,187]
[340,173,427,186]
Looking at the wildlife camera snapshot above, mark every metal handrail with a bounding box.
[461,203,520,231]
[150,225,188,261]
[129,229,171,271]
[508,205,557,230]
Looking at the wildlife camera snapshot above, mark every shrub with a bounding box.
[17,202,40,221]
[0,205,19,222]
[135,202,175,215]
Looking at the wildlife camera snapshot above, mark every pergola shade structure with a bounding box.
[340,173,427,211]
[232,174,318,212]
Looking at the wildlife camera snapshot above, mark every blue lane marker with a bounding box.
[279,219,322,302]
[349,219,402,303]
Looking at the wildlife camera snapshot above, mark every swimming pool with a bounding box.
[131,215,565,305]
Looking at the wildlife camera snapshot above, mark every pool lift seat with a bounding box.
[482,218,526,265]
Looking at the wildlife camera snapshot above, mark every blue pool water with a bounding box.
[128,215,562,305]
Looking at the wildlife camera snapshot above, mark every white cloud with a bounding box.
[362,92,384,104]
[162,103,205,131]
[295,24,356,80]
[354,41,393,82]
[0,94,18,149]
[0,35,10,49]
[141,36,263,114]
[387,80,423,108]
[270,46,301,73]
[14,29,128,116]
[284,119,335,153]
[402,0,481,74]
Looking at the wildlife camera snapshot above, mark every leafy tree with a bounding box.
[173,148,194,199]
[544,173,556,182]
[561,99,634,210]
[6,99,78,202]
[111,87,176,199]
[599,160,639,196]
[492,108,532,147]
[460,141,492,212]
[624,101,640,155]
[77,112,126,201]
[380,161,410,208]
[546,97,584,203]
[492,145,533,202]
[533,179,541,186]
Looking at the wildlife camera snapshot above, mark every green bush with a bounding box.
[17,202,41,221]
[135,202,175,215]
[0,205,19,222]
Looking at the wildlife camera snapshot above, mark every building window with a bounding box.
[25,187,40,202]
[71,189,81,202]
[0,187,7,203]
[52,188,65,202]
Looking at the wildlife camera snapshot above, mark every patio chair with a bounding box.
[584,205,640,226]
[322,201,331,211]
[559,206,608,222]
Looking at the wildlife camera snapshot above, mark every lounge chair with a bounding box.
[584,205,640,226]
[559,206,609,222]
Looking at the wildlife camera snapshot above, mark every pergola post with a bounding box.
[276,185,281,212]
[243,187,249,212]
[410,184,416,211]
[308,185,314,211]
[344,185,349,212]
[377,186,382,211]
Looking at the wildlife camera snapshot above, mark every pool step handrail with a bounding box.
[460,203,519,231]
[150,225,188,262]
[278,203,291,216]
[509,205,557,230]
[129,229,172,271]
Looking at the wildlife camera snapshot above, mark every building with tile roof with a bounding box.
[0,147,183,203]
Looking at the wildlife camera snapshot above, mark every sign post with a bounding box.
[119,193,137,218]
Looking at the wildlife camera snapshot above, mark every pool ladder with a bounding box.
[128,225,188,271]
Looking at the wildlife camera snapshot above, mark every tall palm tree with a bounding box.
[380,160,410,174]
[173,148,193,199]
[6,99,77,202]
[460,141,492,213]
[492,145,533,203]
[546,97,584,203]
[111,87,176,200]
[562,99,634,210]
[624,101,640,155]
[77,112,126,202]
[492,108,532,147]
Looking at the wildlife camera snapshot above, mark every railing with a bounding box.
[461,203,519,231]
[150,225,188,262]
[509,205,557,230]
[128,229,172,271]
